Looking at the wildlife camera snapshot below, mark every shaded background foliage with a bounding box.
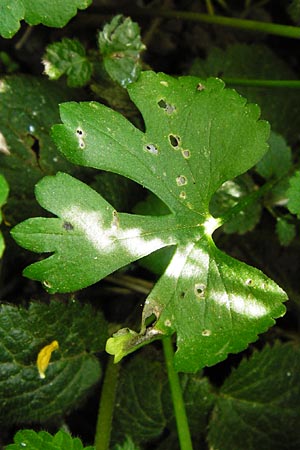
[1,1,300,449]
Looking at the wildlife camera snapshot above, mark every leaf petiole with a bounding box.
[163,337,194,450]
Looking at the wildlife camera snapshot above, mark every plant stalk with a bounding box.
[163,337,194,450]
[91,7,300,39]
[94,356,121,450]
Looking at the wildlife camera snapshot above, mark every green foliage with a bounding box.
[113,437,140,450]
[256,132,292,180]
[0,174,9,257]
[112,349,214,447]
[0,0,92,39]
[190,44,300,142]
[12,72,287,372]
[208,342,300,450]
[276,217,296,246]
[43,38,92,88]
[288,0,300,23]
[0,75,80,224]
[287,171,300,217]
[98,15,146,87]
[210,174,262,234]
[0,300,106,423]
[5,429,95,450]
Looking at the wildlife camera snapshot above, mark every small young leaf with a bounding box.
[256,132,292,179]
[43,38,92,88]
[288,0,300,23]
[0,174,9,257]
[5,429,95,450]
[0,0,92,39]
[98,15,146,87]
[0,300,106,423]
[13,72,287,371]
[276,217,296,246]
[210,174,261,234]
[287,171,300,217]
[208,342,300,450]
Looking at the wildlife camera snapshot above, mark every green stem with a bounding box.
[94,7,300,39]
[94,356,120,450]
[163,337,194,450]
[223,78,300,89]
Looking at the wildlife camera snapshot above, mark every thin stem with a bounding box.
[92,7,300,39]
[163,337,194,450]
[94,356,121,450]
[223,78,300,89]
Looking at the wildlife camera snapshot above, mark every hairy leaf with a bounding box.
[0,300,106,423]
[43,38,92,88]
[98,15,146,87]
[0,0,91,39]
[5,429,95,450]
[208,342,300,450]
[12,71,287,371]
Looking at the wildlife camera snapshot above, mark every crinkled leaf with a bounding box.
[112,349,214,445]
[0,174,9,257]
[0,300,106,423]
[43,38,92,88]
[256,132,292,180]
[0,0,91,39]
[13,71,287,371]
[288,0,300,23]
[208,342,300,450]
[276,217,296,246]
[287,171,300,218]
[98,15,146,87]
[0,75,80,223]
[190,44,300,142]
[210,174,261,234]
[5,429,95,450]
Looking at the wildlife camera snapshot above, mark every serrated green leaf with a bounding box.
[276,217,296,246]
[190,44,300,142]
[256,131,292,180]
[43,38,92,88]
[0,300,106,423]
[0,75,81,223]
[287,171,300,218]
[0,0,91,39]
[112,349,214,446]
[0,174,9,257]
[98,15,146,87]
[210,174,261,234]
[5,429,95,450]
[208,342,300,450]
[13,71,287,371]
[113,436,140,450]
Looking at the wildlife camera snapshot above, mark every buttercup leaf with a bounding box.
[12,71,287,371]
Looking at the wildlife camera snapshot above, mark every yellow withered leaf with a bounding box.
[37,340,59,379]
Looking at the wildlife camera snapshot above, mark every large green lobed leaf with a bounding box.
[0,0,91,39]
[12,71,287,371]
